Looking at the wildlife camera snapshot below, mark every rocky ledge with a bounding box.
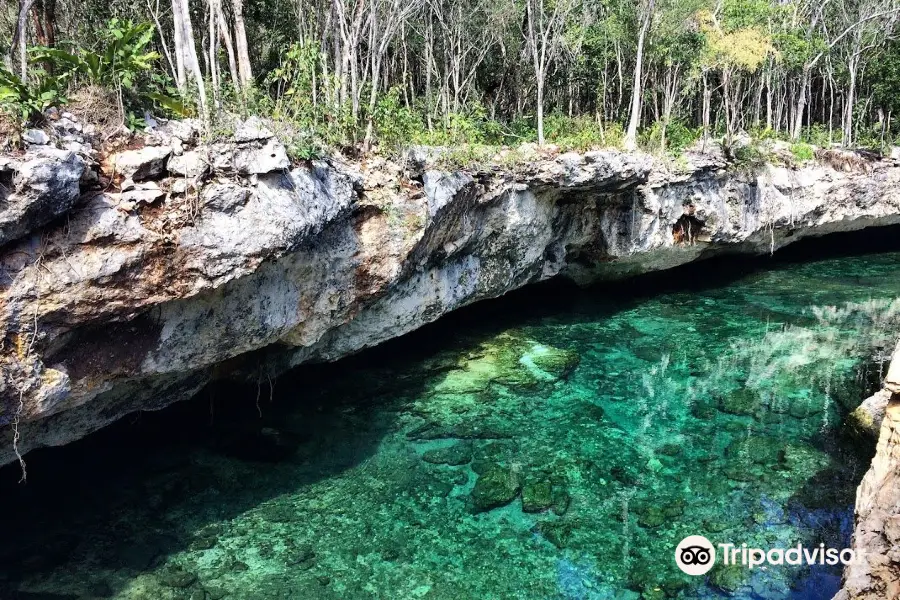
[838,342,900,599]
[2,116,900,467]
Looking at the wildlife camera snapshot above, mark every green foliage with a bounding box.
[789,142,815,162]
[285,134,324,161]
[731,141,768,168]
[31,20,182,120]
[867,41,900,120]
[263,41,357,149]
[417,103,503,147]
[374,87,421,152]
[543,114,608,151]
[0,67,67,124]
[434,144,497,171]
[801,124,836,148]
[35,20,159,88]
[639,119,701,155]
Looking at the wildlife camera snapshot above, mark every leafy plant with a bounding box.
[789,142,815,162]
[0,66,67,123]
[32,20,184,119]
[374,86,420,152]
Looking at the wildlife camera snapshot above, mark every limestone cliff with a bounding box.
[838,342,900,599]
[2,116,900,467]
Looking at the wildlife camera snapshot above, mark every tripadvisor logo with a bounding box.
[674,535,863,576]
[675,536,716,575]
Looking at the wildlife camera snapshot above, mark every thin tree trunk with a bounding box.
[11,0,37,80]
[172,0,208,120]
[216,3,241,93]
[624,1,653,150]
[231,0,253,88]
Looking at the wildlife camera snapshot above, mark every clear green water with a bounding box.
[5,249,900,600]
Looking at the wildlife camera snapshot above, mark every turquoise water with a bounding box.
[4,247,900,600]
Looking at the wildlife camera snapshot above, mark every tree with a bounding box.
[624,0,655,149]
[10,0,37,80]
[523,0,576,145]
[231,0,253,88]
[171,0,207,119]
[699,8,773,146]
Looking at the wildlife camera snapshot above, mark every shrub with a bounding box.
[374,86,421,152]
[0,66,67,124]
[640,119,701,155]
[801,124,835,147]
[32,20,184,123]
[731,142,769,169]
[789,142,815,162]
[544,114,607,151]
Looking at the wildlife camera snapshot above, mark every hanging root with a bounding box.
[10,240,48,483]
[12,385,26,483]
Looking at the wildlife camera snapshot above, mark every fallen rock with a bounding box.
[234,116,275,142]
[168,149,210,179]
[521,479,553,513]
[847,389,890,439]
[108,145,172,181]
[121,182,166,206]
[23,129,49,145]
[534,520,573,549]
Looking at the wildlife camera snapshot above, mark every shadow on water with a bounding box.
[2,224,900,598]
[0,364,439,597]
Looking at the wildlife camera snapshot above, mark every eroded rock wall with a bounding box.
[2,119,900,466]
[838,342,900,599]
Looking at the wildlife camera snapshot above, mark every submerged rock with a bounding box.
[551,488,572,516]
[726,436,783,465]
[718,388,760,416]
[158,566,197,589]
[709,564,747,593]
[470,465,521,512]
[421,442,473,466]
[780,442,833,475]
[534,520,573,549]
[525,345,581,379]
[521,479,553,513]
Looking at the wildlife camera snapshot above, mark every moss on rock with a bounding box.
[470,465,520,512]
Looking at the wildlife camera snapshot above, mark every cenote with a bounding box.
[6,232,900,600]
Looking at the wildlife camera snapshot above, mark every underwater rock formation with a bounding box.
[2,117,900,465]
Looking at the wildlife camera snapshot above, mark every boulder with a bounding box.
[421,442,473,466]
[209,138,290,175]
[470,465,520,512]
[168,149,209,179]
[108,146,172,181]
[22,129,49,145]
[521,479,553,512]
[121,182,166,206]
[234,138,290,174]
[203,182,250,213]
[0,149,84,247]
[847,389,890,439]
[234,116,275,142]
